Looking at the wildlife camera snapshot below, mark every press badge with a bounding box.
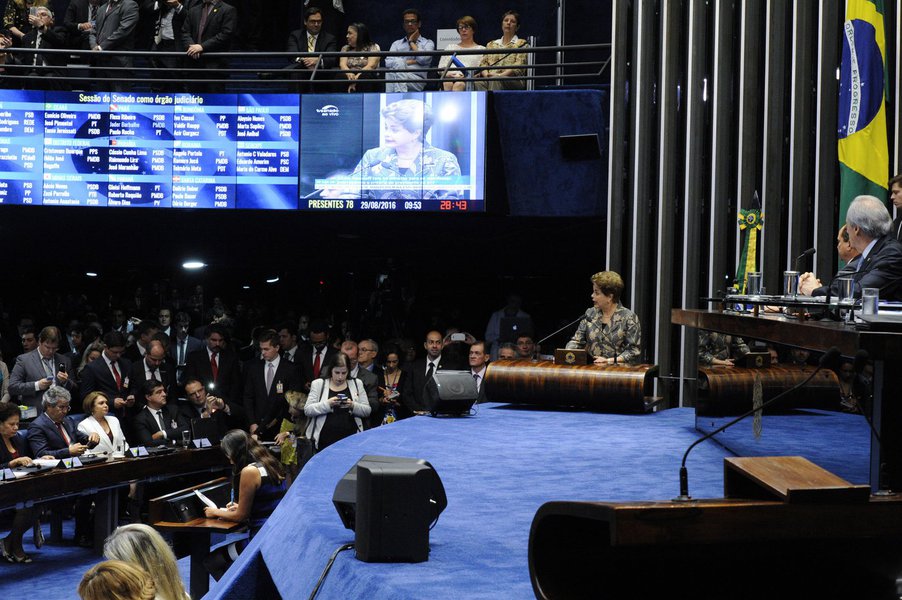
[276,381,283,394]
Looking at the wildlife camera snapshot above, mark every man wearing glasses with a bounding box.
[357,339,379,372]
[28,386,98,459]
[9,326,77,410]
[287,7,337,93]
[386,9,434,92]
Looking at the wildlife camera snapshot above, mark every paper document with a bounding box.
[194,489,218,509]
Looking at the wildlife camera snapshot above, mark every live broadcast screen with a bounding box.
[0,89,486,212]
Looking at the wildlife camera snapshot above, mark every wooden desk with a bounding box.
[0,447,229,552]
[673,308,902,491]
[154,518,243,599]
[486,360,658,413]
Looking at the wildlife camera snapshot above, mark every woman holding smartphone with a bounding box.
[304,352,370,451]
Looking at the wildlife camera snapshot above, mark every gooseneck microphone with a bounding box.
[795,247,816,271]
[673,346,841,502]
[534,311,589,351]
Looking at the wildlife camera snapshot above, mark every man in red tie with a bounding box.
[79,330,133,418]
[180,0,236,92]
[28,386,99,458]
[184,323,242,405]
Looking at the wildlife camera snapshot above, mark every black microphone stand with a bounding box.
[533,312,588,356]
[673,347,840,502]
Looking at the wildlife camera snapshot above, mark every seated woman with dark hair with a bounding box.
[337,22,381,93]
[566,271,642,365]
[0,401,53,562]
[203,429,287,579]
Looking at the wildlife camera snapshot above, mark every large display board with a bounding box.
[0,90,486,212]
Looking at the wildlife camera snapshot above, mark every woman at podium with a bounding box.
[566,271,641,365]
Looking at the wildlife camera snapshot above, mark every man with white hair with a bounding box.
[819,195,902,300]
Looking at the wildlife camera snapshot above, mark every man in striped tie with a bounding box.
[286,7,337,93]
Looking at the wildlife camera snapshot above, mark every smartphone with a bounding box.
[58,363,67,373]
[450,333,466,342]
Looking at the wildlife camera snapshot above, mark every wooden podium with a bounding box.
[529,457,901,599]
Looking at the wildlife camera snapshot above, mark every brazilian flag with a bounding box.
[838,0,889,222]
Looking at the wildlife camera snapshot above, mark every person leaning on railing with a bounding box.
[438,15,484,92]
[474,10,529,91]
[337,21,380,93]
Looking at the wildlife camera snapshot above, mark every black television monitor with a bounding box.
[332,455,447,563]
[299,91,486,212]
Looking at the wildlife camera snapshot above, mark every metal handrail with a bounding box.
[0,41,610,89]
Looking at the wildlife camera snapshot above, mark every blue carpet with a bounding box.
[0,405,871,599]
[209,406,736,600]
[0,512,203,598]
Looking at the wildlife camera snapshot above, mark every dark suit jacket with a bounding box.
[893,216,902,243]
[90,0,140,64]
[8,349,77,408]
[401,358,448,413]
[297,344,337,385]
[184,348,242,403]
[123,342,147,365]
[131,404,190,446]
[19,25,69,73]
[817,235,902,301]
[242,358,302,436]
[286,28,338,70]
[180,0,236,69]
[353,366,379,424]
[79,355,133,415]
[27,413,89,459]
[126,358,177,406]
[0,433,31,468]
[177,398,248,436]
[63,0,95,50]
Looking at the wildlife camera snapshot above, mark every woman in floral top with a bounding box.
[475,10,529,91]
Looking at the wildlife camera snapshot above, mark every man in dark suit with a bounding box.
[8,326,78,410]
[132,379,190,446]
[402,330,447,413]
[15,7,68,86]
[63,0,103,50]
[806,195,902,301]
[126,340,176,406]
[890,174,902,242]
[89,0,140,91]
[28,385,100,547]
[286,7,337,93]
[79,330,133,418]
[180,0,236,92]
[297,320,336,390]
[28,386,99,458]
[184,323,242,404]
[170,311,203,386]
[123,319,160,364]
[468,340,490,404]
[181,377,247,437]
[242,329,302,440]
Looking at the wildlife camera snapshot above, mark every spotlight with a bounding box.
[182,261,206,270]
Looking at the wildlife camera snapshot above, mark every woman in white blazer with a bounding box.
[78,391,128,455]
[305,352,371,451]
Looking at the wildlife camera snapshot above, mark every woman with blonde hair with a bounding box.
[103,524,188,600]
[78,560,156,600]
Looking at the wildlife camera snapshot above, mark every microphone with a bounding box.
[674,346,841,502]
[795,247,816,271]
[534,311,589,350]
